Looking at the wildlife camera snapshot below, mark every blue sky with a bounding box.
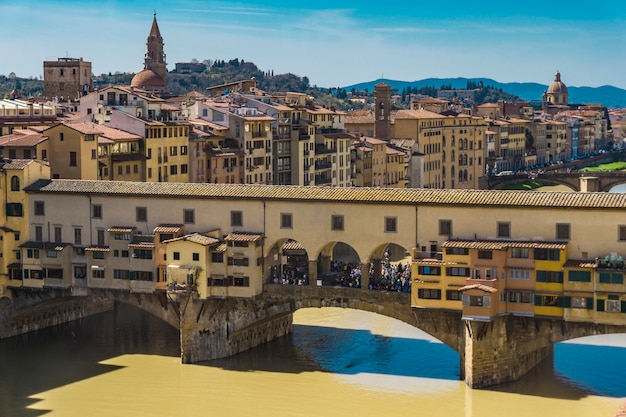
[1,0,625,89]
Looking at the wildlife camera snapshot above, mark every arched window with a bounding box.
[458,170,463,182]
[10,176,20,191]
[442,166,446,179]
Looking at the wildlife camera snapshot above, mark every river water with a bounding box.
[0,303,624,417]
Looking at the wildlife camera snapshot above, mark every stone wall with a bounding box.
[0,290,114,339]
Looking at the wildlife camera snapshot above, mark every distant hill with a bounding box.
[344,78,626,108]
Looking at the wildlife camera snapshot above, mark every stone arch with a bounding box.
[314,241,362,287]
[366,242,412,290]
[264,237,311,285]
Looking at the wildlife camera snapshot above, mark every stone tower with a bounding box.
[131,13,167,92]
[374,83,391,141]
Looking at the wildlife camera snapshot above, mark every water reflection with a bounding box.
[0,304,624,417]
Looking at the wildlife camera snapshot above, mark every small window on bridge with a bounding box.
[439,219,452,236]
[281,213,292,229]
[384,217,397,233]
[331,215,344,231]
[497,222,510,238]
[556,223,570,240]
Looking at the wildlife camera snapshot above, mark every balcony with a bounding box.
[412,250,443,261]
[506,257,535,269]
[315,176,332,185]
[315,146,335,155]
[314,161,332,170]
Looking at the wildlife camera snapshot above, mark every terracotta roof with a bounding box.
[153,224,184,234]
[107,226,135,233]
[0,159,40,170]
[224,232,263,242]
[20,241,70,250]
[282,239,304,251]
[394,109,446,119]
[443,239,568,250]
[164,233,219,246]
[24,179,626,210]
[94,124,142,141]
[0,131,48,147]
[564,259,597,268]
[459,284,498,293]
[128,242,155,248]
[215,243,227,252]
[64,122,102,135]
[85,246,110,252]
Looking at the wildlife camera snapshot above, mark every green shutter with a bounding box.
[597,299,605,312]
[557,296,571,308]
[621,301,626,313]
[599,272,611,283]
[535,295,543,306]
[536,271,547,282]
[586,297,594,310]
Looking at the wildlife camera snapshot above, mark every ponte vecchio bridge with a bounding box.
[2,180,626,388]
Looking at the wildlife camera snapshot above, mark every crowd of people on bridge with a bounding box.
[273,253,411,293]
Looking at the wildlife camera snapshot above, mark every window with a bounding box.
[92,269,105,279]
[572,296,593,309]
[74,266,86,279]
[606,299,622,312]
[511,248,529,258]
[509,269,530,280]
[181,145,188,155]
[599,272,623,284]
[227,257,250,267]
[10,176,19,191]
[183,209,195,224]
[97,229,105,246]
[280,213,292,229]
[136,207,147,222]
[170,165,178,175]
[446,290,462,301]
[181,164,188,174]
[211,252,224,263]
[92,204,102,219]
[536,270,563,283]
[173,252,180,260]
[114,233,130,240]
[385,217,397,233]
[169,146,178,156]
[619,225,626,241]
[34,201,45,216]
[446,247,469,255]
[192,253,200,261]
[54,226,62,243]
[568,270,591,282]
[556,223,570,240]
[92,251,105,260]
[439,219,452,236]
[534,248,560,261]
[231,211,243,227]
[462,295,491,307]
[113,250,119,257]
[331,215,343,231]
[132,249,153,259]
[233,276,250,287]
[35,226,43,242]
[497,222,510,238]
[27,248,40,258]
[418,266,441,275]
[69,152,77,166]
[113,269,130,279]
[6,203,23,216]
[418,288,441,299]
[121,250,129,258]
[447,267,470,277]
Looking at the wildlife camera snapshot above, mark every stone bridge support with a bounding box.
[461,314,626,388]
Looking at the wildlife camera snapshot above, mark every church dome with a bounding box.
[131,69,165,89]
[547,71,568,94]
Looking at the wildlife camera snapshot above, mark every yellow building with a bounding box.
[1,159,51,298]
[43,122,100,180]
[166,231,264,299]
[95,124,145,181]
[394,109,486,189]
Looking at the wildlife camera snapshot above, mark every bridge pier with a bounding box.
[461,315,555,388]
[178,295,294,363]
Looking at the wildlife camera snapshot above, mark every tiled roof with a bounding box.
[19,241,70,250]
[153,224,184,234]
[283,239,304,251]
[394,109,446,119]
[459,284,498,293]
[24,179,626,210]
[63,122,102,135]
[564,259,597,268]
[85,245,110,252]
[0,131,48,147]
[1,159,40,170]
[107,226,135,233]
[443,240,568,250]
[94,124,142,141]
[164,233,219,246]
[225,232,263,242]
[215,243,227,252]
[128,242,155,248]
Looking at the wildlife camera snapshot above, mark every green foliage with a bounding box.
[0,74,44,97]
[579,162,626,172]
